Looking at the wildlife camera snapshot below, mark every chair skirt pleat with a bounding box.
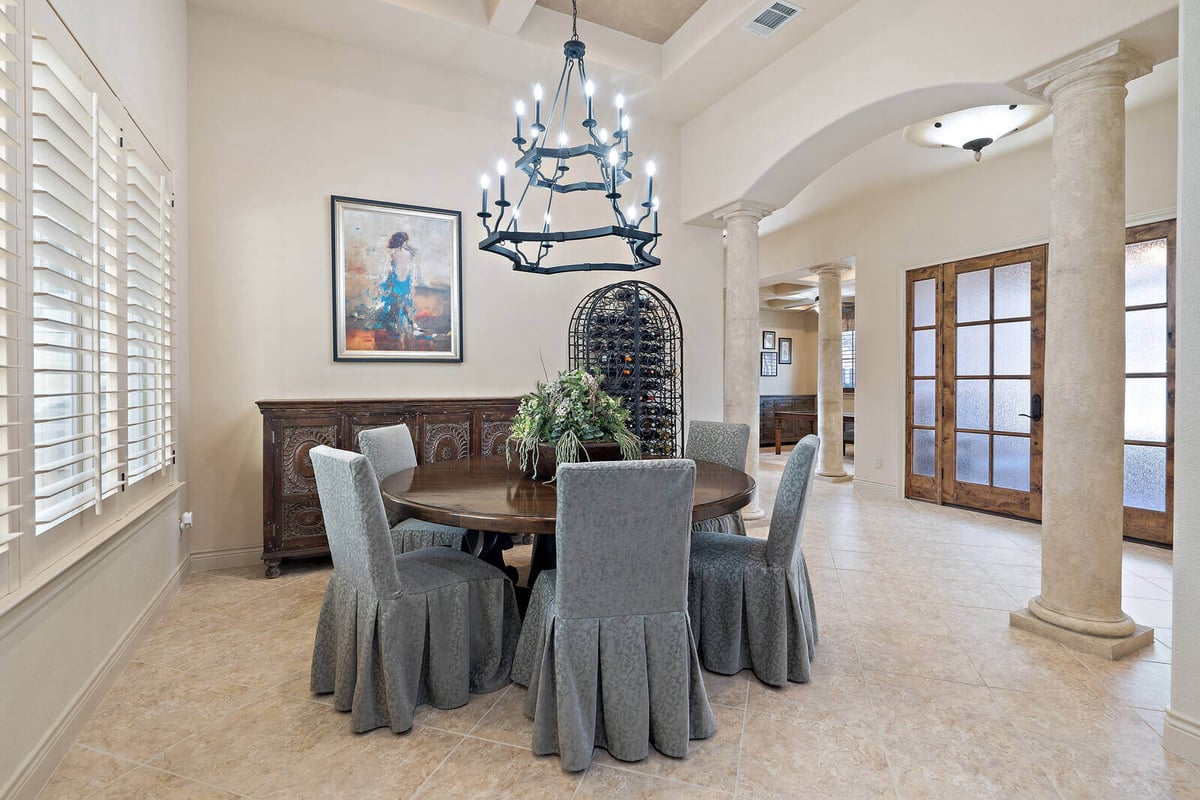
[526,610,716,772]
[691,512,746,536]
[310,572,519,734]
[688,548,818,687]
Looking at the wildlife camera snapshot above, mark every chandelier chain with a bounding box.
[571,0,578,39]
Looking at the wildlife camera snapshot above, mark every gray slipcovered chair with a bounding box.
[308,446,520,733]
[517,459,717,772]
[687,434,820,686]
[357,424,467,553]
[685,420,751,536]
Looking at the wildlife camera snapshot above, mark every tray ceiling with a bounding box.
[535,0,707,44]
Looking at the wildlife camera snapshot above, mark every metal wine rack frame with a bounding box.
[568,281,684,457]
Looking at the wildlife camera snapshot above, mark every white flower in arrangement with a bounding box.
[555,399,571,419]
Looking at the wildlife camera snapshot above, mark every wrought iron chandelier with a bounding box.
[477,0,660,274]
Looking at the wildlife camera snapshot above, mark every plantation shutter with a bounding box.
[29,28,99,531]
[0,0,22,593]
[125,143,171,483]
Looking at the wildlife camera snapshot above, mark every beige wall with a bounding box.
[760,95,1178,490]
[2,0,190,796]
[187,8,725,557]
[758,309,818,395]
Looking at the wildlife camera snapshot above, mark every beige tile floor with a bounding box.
[40,448,1198,799]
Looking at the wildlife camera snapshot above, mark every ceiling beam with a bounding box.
[487,0,538,34]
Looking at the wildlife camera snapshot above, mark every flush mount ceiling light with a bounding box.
[476,0,660,274]
[903,104,1051,161]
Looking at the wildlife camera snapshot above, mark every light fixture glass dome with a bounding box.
[904,104,1051,161]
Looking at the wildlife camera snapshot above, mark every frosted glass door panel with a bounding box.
[913,429,935,477]
[1124,444,1167,511]
[993,436,1031,491]
[1125,377,1167,442]
[956,379,989,430]
[1125,239,1167,306]
[993,379,1031,433]
[1126,308,1167,374]
[913,279,936,327]
[957,270,990,322]
[994,262,1031,319]
[957,326,989,375]
[956,433,989,485]
[993,322,1031,375]
[913,329,936,376]
[913,380,936,426]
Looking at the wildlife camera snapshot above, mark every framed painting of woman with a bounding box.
[331,196,463,362]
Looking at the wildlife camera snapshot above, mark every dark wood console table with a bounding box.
[257,397,519,577]
[774,411,854,455]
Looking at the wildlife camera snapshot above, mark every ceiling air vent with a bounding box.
[742,1,803,38]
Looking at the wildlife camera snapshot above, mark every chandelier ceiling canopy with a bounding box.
[477,0,660,274]
[904,104,1051,161]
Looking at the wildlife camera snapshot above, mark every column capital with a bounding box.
[713,200,775,224]
[809,261,852,278]
[1026,40,1151,102]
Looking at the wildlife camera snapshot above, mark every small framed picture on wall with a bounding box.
[761,351,778,377]
[778,337,792,364]
[762,330,776,350]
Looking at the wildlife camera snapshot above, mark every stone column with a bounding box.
[714,201,774,519]
[1009,41,1154,658]
[810,263,851,480]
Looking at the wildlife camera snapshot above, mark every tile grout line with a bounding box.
[733,675,749,798]
[405,732,470,799]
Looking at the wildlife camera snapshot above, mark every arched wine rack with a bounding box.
[568,281,684,457]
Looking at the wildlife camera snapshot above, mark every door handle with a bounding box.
[1019,393,1042,422]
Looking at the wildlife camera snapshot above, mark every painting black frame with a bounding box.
[761,351,778,377]
[331,195,464,363]
[779,337,792,364]
[762,330,776,350]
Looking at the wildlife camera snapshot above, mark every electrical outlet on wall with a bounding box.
[873,458,882,469]
[179,511,194,537]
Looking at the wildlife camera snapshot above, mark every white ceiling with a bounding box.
[759,57,1180,237]
[186,0,860,124]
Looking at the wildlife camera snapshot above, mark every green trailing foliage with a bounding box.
[507,368,640,479]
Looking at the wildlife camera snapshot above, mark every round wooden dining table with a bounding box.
[379,455,755,586]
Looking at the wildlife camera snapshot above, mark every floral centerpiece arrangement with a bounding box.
[507,368,640,480]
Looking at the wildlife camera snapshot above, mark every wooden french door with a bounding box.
[1122,220,1175,544]
[906,246,1047,520]
[906,223,1176,541]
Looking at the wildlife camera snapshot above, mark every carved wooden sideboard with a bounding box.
[257,397,519,577]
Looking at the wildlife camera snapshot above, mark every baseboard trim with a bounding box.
[1164,707,1200,765]
[3,555,189,800]
[189,544,262,571]
[851,478,899,497]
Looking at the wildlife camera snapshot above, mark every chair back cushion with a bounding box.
[357,424,419,483]
[684,420,751,471]
[310,445,401,594]
[554,459,696,619]
[766,435,820,570]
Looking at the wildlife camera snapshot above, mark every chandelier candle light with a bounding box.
[477,0,661,274]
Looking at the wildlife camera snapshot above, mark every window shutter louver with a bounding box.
[30,28,99,531]
[0,0,177,595]
[125,147,169,484]
[0,0,22,593]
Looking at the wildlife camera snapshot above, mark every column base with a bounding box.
[816,471,853,483]
[1009,608,1153,660]
[742,505,766,521]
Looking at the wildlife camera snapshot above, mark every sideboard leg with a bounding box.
[264,559,282,579]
